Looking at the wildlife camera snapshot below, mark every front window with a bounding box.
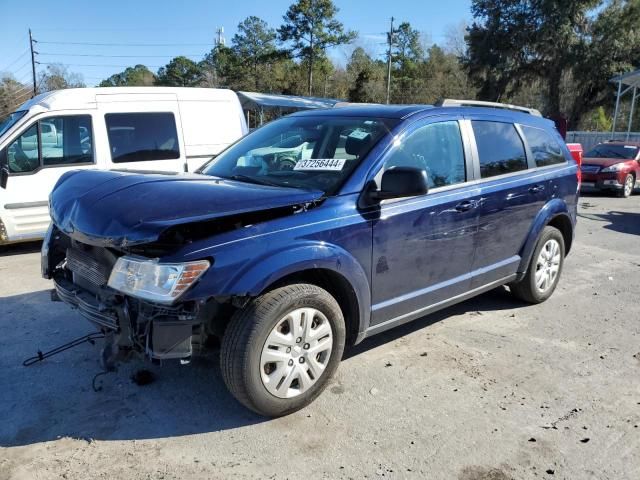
[585,144,639,160]
[201,116,398,195]
[383,120,466,189]
[0,110,27,137]
[6,115,94,173]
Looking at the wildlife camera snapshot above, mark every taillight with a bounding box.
[567,143,583,186]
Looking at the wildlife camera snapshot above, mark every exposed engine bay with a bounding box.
[43,226,236,370]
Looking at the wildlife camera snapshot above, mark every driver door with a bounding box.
[369,118,481,328]
[1,113,95,241]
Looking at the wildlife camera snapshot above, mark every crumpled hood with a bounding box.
[50,170,324,247]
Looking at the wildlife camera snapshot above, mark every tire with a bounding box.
[220,283,346,417]
[510,226,565,304]
[618,173,634,198]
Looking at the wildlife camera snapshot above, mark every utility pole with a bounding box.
[29,28,37,97]
[385,17,394,105]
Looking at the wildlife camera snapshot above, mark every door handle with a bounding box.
[454,201,474,212]
[529,184,545,194]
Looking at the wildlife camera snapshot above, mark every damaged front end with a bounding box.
[42,225,221,369]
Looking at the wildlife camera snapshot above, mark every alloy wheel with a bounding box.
[535,239,561,293]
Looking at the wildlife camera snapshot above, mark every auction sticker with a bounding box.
[294,159,346,171]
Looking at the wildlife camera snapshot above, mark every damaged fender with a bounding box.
[222,242,371,338]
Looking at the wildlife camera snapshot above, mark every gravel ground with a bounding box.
[0,192,639,480]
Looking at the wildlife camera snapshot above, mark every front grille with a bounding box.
[66,248,111,287]
[581,165,601,174]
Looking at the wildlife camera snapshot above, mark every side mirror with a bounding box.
[0,149,8,189]
[369,166,429,201]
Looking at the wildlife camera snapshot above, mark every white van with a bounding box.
[0,87,248,244]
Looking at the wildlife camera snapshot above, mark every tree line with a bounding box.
[2,0,640,130]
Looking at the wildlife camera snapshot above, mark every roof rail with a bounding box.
[436,98,542,117]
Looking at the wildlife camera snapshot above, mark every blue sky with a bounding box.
[1,0,472,88]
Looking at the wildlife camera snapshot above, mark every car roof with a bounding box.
[290,104,433,119]
[290,103,555,127]
[16,87,239,111]
[599,141,640,147]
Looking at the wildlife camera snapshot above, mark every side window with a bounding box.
[42,116,94,167]
[105,112,180,163]
[7,124,39,173]
[520,125,566,167]
[472,121,527,178]
[383,120,466,189]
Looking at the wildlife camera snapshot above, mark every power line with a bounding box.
[37,40,215,47]
[37,62,165,68]
[0,49,30,73]
[38,52,205,58]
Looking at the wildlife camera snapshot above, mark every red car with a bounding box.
[580,141,640,197]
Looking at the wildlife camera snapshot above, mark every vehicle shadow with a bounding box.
[0,289,264,448]
[0,240,42,257]
[577,210,640,236]
[1,286,524,447]
[346,286,522,359]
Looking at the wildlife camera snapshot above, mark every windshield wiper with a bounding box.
[225,174,286,188]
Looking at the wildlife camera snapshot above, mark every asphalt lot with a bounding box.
[1,192,639,480]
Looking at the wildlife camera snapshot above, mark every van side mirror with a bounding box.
[369,167,429,201]
[0,149,8,189]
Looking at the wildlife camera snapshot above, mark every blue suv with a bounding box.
[42,100,579,416]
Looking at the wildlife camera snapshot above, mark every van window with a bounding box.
[41,116,94,167]
[472,121,527,178]
[7,124,39,173]
[105,112,180,163]
[521,125,566,167]
[384,120,466,189]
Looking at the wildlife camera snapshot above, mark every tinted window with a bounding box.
[384,120,466,189]
[41,115,94,167]
[106,112,179,163]
[201,115,397,195]
[7,124,39,173]
[472,121,527,178]
[585,143,639,160]
[521,125,565,167]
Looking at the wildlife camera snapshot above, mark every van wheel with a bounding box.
[220,284,345,417]
[510,226,565,304]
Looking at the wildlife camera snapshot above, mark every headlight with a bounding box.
[108,256,210,303]
[601,163,626,173]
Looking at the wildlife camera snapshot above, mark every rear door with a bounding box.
[96,93,186,172]
[466,116,547,287]
[370,116,481,327]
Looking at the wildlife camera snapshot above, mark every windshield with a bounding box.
[0,110,28,138]
[585,144,639,160]
[201,115,398,195]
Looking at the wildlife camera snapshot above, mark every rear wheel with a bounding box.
[510,226,565,304]
[220,283,345,417]
[618,173,634,198]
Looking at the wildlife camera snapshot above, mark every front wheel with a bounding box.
[618,173,634,198]
[220,283,345,417]
[510,226,565,304]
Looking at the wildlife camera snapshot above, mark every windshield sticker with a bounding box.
[348,129,369,140]
[294,159,347,171]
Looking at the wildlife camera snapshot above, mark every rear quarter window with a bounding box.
[521,125,566,167]
[471,121,527,178]
[105,112,179,163]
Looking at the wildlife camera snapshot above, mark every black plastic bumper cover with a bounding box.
[54,277,119,330]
